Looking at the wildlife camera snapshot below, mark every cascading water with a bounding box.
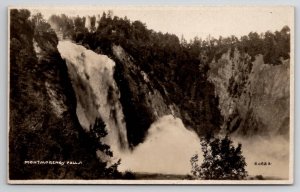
[57,40,203,175]
[57,41,128,157]
[57,40,289,178]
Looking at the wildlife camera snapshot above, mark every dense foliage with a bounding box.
[195,27,290,65]
[191,134,248,180]
[9,9,121,179]
[49,11,290,66]
[48,11,289,145]
[10,9,290,179]
[48,12,223,145]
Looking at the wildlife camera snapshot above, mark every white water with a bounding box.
[58,41,128,157]
[57,41,203,174]
[119,115,203,174]
[57,41,289,178]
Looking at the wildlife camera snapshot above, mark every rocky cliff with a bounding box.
[208,49,290,137]
[46,12,291,147]
[111,45,182,146]
[10,9,291,179]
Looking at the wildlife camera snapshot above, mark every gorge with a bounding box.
[9,9,291,180]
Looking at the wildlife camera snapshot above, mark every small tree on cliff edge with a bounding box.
[89,118,136,179]
[88,117,121,178]
[191,134,248,180]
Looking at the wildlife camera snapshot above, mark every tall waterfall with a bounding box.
[57,40,203,174]
[57,41,128,156]
[56,41,289,178]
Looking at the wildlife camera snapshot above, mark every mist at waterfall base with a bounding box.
[57,40,289,178]
[119,115,203,175]
[234,135,290,179]
[120,121,289,178]
[57,40,203,175]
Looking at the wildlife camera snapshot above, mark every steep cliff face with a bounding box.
[10,10,291,179]
[207,50,290,178]
[208,50,290,137]
[112,45,180,146]
[9,10,112,179]
[239,55,289,136]
[111,44,222,146]
[46,12,290,150]
[56,14,223,146]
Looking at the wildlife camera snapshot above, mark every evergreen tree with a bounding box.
[88,117,122,178]
[191,134,248,180]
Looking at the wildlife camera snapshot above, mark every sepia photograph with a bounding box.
[8,6,294,184]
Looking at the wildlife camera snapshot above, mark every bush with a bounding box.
[191,134,248,180]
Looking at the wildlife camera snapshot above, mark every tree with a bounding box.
[89,117,113,157]
[88,117,122,178]
[32,13,53,33]
[191,134,248,180]
[180,34,188,47]
[107,10,114,18]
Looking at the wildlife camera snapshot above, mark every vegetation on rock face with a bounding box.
[9,9,121,179]
[48,11,290,146]
[48,11,223,146]
[10,9,290,179]
[196,28,290,65]
[191,134,248,180]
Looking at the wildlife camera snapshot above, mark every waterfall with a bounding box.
[57,40,204,175]
[56,40,289,178]
[57,41,128,156]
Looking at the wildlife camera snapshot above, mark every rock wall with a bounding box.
[112,45,180,146]
[208,49,290,137]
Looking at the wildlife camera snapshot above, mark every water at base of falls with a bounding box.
[119,115,203,175]
[57,40,203,175]
[57,41,289,178]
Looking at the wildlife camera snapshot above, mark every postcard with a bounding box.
[8,6,294,184]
